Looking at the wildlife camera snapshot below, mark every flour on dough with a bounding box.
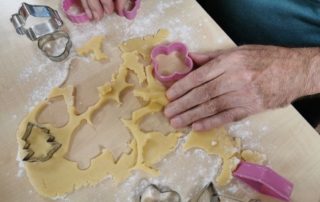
[77,35,108,61]
[16,29,265,198]
[16,29,181,197]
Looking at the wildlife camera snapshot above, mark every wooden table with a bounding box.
[1,0,320,201]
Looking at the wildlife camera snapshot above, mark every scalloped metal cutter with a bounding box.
[10,2,63,41]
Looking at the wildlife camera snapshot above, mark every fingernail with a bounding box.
[105,8,112,14]
[192,123,203,131]
[166,90,175,100]
[93,11,99,20]
[171,117,182,128]
[164,107,173,117]
[118,10,124,16]
[85,9,92,19]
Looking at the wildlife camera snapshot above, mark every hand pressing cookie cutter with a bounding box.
[140,184,181,202]
[61,0,140,23]
[38,31,72,62]
[62,0,90,23]
[10,2,63,41]
[233,161,294,201]
[151,42,193,86]
[21,122,61,162]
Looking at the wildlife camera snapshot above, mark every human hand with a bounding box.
[164,45,317,131]
[80,0,127,20]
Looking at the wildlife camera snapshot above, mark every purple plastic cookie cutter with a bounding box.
[233,161,294,201]
[151,42,193,86]
[62,0,140,23]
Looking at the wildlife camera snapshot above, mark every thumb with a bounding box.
[189,49,230,66]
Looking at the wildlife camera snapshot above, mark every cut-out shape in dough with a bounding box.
[37,96,69,128]
[77,35,108,61]
[16,29,265,198]
[16,29,182,197]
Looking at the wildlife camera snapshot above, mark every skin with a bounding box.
[164,45,320,131]
[80,0,127,20]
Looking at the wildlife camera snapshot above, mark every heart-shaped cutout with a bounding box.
[151,42,193,86]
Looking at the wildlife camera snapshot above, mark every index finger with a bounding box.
[80,0,92,19]
[115,0,126,16]
[166,57,225,101]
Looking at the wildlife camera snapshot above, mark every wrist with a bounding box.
[306,48,320,95]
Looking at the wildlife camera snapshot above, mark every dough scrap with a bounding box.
[241,150,266,165]
[184,127,241,186]
[121,51,146,84]
[77,35,108,61]
[16,29,181,197]
[120,29,170,62]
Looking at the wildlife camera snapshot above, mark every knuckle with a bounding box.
[223,111,235,122]
[205,100,218,114]
[202,84,215,101]
[241,70,255,82]
[189,71,204,85]
[228,51,247,63]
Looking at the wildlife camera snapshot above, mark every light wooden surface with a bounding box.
[1,0,320,201]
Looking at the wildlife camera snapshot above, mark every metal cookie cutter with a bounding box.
[38,31,72,62]
[140,184,181,202]
[193,183,261,202]
[10,2,63,41]
[22,122,61,162]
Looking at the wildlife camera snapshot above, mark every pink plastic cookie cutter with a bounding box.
[62,0,140,23]
[123,0,141,20]
[233,161,294,201]
[62,0,90,23]
[151,42,193,86]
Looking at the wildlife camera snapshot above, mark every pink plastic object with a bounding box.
[233,161,294,201]
[123,0,141,20]
[62,0,90,23]
[151,42,193,85]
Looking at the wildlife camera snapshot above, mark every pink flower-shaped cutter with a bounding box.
[233,161,294,201]
[123,0,141,20]
[62,0,90,23]
[151,42,193,85]
[62,0,140,23]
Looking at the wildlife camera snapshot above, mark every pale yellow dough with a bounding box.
[184,128,241,186]
[77,35,108,61]
[241,150,266,165]
[16,29,182,197]
[16,29,265,197]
